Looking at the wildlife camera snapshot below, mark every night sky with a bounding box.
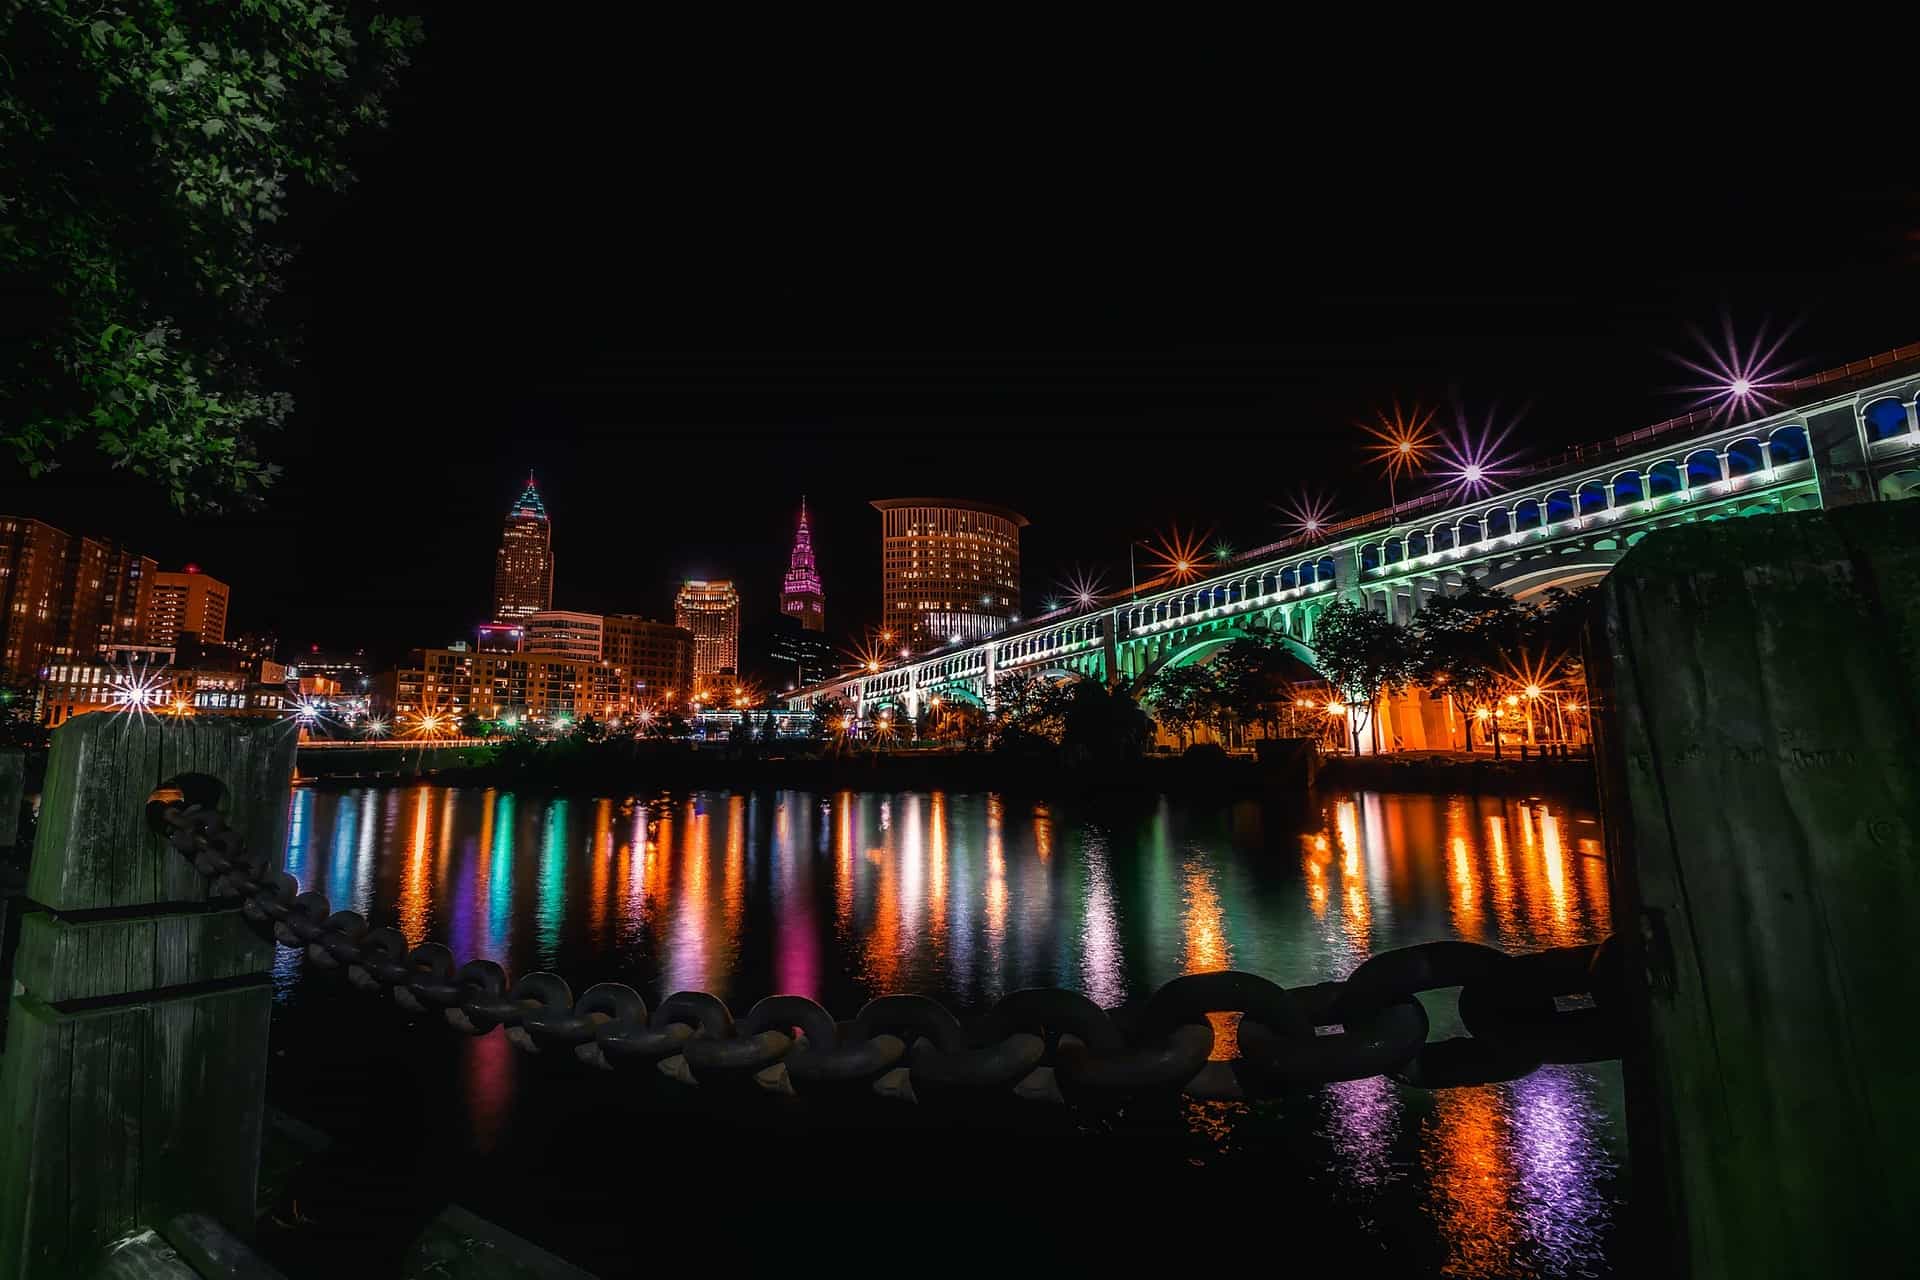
[4,15,1916,666]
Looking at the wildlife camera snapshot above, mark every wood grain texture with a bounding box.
[0,718,294,1279]
[0,749,24,853]
[1596,500,1920,1279]
[0,989,271,1279]
[13,909,270,1004]
[30,714,299,911]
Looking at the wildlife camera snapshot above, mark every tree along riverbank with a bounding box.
[295,739,1595,800]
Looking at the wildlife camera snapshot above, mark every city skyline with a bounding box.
[0,20,1912,665]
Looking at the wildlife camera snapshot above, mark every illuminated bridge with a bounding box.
[788,347,1920,723]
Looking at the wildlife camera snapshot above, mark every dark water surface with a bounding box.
[273,785,1624,1276]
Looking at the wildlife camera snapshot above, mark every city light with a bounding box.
[403,710,452,740]
[1672,314,1798,421]
[1436,399,1525,501]
[1058,565,1109,611]
[107,655,170,715]
[364,717,390,738]
[1212,541,1234,563]
[1361,400,1438,499]
[1277,490,1334,541]
[1145,526,1208,585]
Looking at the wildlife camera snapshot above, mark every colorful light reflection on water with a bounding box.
[280,785,1623,1277]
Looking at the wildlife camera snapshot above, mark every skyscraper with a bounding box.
[780,496,825,632]
[144,565,230,646]
[674,580,740,681]
[492,472,554,622]
[872,498,1026,652]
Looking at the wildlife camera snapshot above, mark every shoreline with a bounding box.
[294,745,1596,801]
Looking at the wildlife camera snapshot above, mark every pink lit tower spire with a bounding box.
[780,496,826,631]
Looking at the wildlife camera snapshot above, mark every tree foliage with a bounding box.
[1146,663,1220,747]
[1411,578,1530,750]
[1311,600,1416,753]
[0,1,424,507]
[1057,676,1151,766]
[989,669,1071,749]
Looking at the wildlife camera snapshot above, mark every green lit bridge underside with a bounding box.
[790,362,1920,717]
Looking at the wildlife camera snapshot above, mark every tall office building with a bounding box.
[98,545,156,650]
[0,517,72,677]
[525,610,604,662]
[602,615,693,708]
[779,496,826,632]
[0,519,157,678]
[143,565,230,646]
[871,498,1026,652]
[492,472,554,622]
[674,580,740,680]
[743,616,837,692]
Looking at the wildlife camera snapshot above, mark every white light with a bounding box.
[1729,377,1752,397]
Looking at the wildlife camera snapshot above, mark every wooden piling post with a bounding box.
[0,715,297,1279]
[1591,500,1920,1278]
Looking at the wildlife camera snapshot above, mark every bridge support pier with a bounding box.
[0,715,297,1279]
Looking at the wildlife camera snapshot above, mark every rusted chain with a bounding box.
[160,800,1623,1107]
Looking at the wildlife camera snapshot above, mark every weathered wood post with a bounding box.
[1591,500,1920,1278]
[0,715,297,1278]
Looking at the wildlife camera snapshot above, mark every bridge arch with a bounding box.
[1881,468,1920,501]
[1684,448,1725,489]
[1769,423,1810,462]
[1134,623,1320,686]
[1725,437,1766,478]
[1863,395,1913,442]
[1482,554,1624,600]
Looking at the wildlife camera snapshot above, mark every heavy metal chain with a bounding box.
[161,800,1623,1107]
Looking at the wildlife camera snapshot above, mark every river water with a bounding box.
[273,784,1624,1275]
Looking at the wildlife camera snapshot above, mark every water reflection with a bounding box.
[280,785,1621,1275]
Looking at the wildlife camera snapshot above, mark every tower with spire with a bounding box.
[492,471,554,622]
[780,496,826,632]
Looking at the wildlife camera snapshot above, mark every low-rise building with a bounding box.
[601,615,693,710]
[373,647,634,729]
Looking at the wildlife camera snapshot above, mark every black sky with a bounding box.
[5,16,1916,664]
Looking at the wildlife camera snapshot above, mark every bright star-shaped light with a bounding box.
[1144,526,1208,584]
[1276,490,1335,542]
[1057,565,1109,611]
[1670,315,1799,422]
[1436,398,1526,500]
[1361,400,1438,482]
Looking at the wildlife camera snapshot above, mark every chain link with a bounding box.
[161,800,1623,1106]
